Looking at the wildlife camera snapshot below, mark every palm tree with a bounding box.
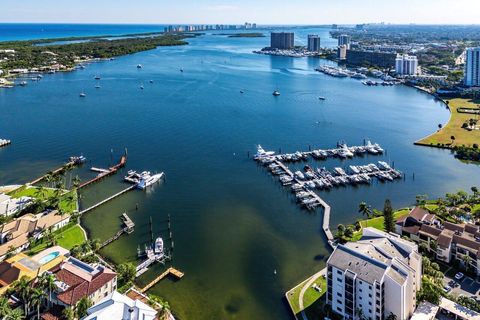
[39,273,56,308]
[62,307,75,320]
[12,276,31,316]
[72,175,81,189]
[6,308,24,320]
[157,299,171,320]
[463,255,471,272]
[386,312,397,320]
[0,296,12,317]
[30,288,45,320]
[89,239,101,252]
[358,202,372,227]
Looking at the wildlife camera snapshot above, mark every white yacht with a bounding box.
[272,90,281,96]
[79,92,86,97]
[154,237,164,256]
[137,172,164,190]
[255,145,275,158]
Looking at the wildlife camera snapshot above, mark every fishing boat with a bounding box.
[137,172,164,190]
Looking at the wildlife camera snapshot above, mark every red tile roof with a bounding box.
[51,263,116,306]
[409,207,430,222]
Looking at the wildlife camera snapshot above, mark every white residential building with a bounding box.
[395,54,419,75]
[0,194,32,217]
[338,45,348,60]
[326,228,422,320]
[338,34,351,49]
[82,290,157,320]
[464,47,480,87]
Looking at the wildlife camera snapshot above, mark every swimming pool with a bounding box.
[38,251,60,264]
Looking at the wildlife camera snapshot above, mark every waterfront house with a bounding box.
[326,228,422,320]
[396,207,480,275]
[46,257,117,309]
[0,246,69,294]
[0,193,32,217]
[81,290,157,320]
[0,210,70,260]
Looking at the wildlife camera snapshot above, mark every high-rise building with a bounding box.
[270,32,295,50]
[338,34,351,49]
[338,45,347,60]
[464,47,480,87]
[307,34,321,52]
[395,54,419,75]
[327,228,422,320]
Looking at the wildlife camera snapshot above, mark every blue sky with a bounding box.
[2,0,479,24]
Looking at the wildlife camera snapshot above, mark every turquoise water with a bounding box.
[0,27,479,319]
[38,251,60,264]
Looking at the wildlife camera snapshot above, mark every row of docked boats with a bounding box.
[254,141,384,164]
[315,65,367,80]
[124,170,164,190]
[0,139,11,148]
[362,80,397,86]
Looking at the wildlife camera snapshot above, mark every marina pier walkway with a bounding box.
[79,185,135,215]
[273,160,334,248]
[140,267,184,293]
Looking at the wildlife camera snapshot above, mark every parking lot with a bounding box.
[443,267,480,298]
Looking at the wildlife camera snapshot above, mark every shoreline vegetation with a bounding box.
[224,32,265,38]
[0,32,195,86]
[415,98,480,161]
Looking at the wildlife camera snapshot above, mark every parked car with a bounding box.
[455,272,465,280]
[443,285,452,293]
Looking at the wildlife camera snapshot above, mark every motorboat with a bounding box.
[137,64,143,69]
[79,92,86,97]
[19,81,27,86]
[137,172,164,190]
[318,96,326,100]
[94,75,101,80]
[255,145,275,158]
[69,155,86,164]
[272,90,281,96]
[154,237,164,256]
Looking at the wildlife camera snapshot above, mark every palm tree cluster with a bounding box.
[70,239,100,264]
[147,294,172,320]
[417,257,444,304]
[0,296,24,319]
[10,272,56,319]
[432,187,480,223]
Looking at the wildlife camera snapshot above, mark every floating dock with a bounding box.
[139,267,184,293]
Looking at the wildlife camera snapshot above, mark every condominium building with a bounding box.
[307,34,321,52]
[395,55,419,75]
[396,207,480,275]
[338,34,351,49]
[338,45,348,60]
[346,50,397,68]
[326,228,422,320]
[464,47,480,87]
[270,32,295,50]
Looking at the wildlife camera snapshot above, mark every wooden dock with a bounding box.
[78,155,127,190]
[79,185,135,215]
[140,267,184,293]
[122,212,135,233]
[99,227,131,249]
[273,159,334,248]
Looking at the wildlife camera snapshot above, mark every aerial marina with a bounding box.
[254,143,402,210]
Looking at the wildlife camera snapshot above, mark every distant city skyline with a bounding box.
[2,0,480,25]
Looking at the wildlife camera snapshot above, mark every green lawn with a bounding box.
[286,275,327,316]
[349,209,411,241]
[28,224,86,255]
[417,98,480,148]
[56,225,86,249]
[10,186,78,214]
